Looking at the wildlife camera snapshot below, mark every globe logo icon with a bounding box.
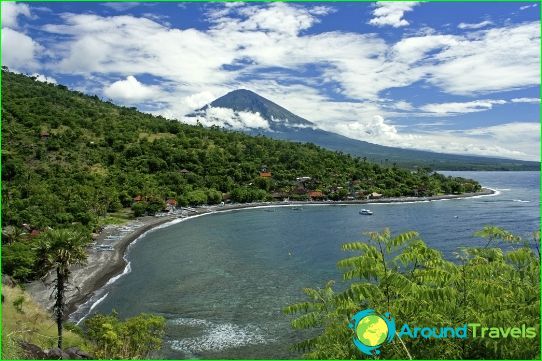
[349,309,396,356]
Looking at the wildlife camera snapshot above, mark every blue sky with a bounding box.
[2,1,540,160]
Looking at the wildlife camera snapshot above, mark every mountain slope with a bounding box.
[194,90,538,171]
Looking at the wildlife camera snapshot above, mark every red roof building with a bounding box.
[308,191,324,199]
[259,172,272,178]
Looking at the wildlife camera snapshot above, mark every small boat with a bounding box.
[291,207,302,211]
[359,209,373,215]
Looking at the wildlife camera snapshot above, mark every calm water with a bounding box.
[77,171,539,359]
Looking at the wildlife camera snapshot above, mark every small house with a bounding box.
[370,192,383,199]
[166,198,177,207]
[133,195,143,203]
[259,172,272,178]
[165,198,177,212]
[308,191,324,199]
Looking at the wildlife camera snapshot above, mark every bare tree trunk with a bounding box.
[55,267,65,351]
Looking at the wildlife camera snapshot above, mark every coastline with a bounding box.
[25,188,495,319]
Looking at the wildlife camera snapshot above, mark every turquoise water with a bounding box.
[75,171,539,359]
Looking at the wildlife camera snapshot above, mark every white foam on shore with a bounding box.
[465,187,500,199]
[105,261,131,286]
[168,318,268,353]
[75,292,109,325]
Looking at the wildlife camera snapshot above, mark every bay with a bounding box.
[86,171,540,359]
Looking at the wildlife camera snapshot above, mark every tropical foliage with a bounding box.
[34,228,89,349]
[284,227,540,359]
[83,312,166,359]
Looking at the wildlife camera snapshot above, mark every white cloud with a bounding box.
[208,2,326,36]
[458,20,493,30]
[329,116,539,161]
[38,7,540,103]
[1,27,42,71]
[420,99,507,115]
[183,91,217,109]
[369,2,419,28]
[427,23,540,95]
[390,100,414,111]
[1,2,31,29]
[520,4,538,11]
[32,73,57,84]
[187,106,269,130]
[103,76,160,102]
[511,97,540,104]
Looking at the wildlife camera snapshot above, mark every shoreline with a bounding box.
[25,188,495,319]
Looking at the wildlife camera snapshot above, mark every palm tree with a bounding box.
[35,228,89,350]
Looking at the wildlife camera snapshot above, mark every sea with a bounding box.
[72,171,540,359]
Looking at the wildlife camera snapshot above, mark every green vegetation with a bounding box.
[2,70,482,282]
[1,285,89,359]
[83,312,166,359]
[284,228,540,359]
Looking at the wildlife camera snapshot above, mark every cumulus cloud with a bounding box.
[1,27,42,71]
[32,73,57,84]
[207,2,328,35]
[420,99,507,115]
[103,76,160,102]
[1,1,31,29]
[340,115,400,139]
[183,91,217,109]
[458,20,493,30]
[187,106,269,130]
[329,116,539,161]
[369,2,419,28]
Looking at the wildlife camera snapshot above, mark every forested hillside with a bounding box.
[2,71,481,279]
[1,70,484,227]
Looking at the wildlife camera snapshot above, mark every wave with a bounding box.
[168,318,269,354]
[105,262,131,286]
[75,292,109,325]
[512,199,531,203]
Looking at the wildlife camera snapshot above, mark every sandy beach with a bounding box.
[25,188,494,318]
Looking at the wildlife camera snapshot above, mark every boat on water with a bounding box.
[359,209,373,215]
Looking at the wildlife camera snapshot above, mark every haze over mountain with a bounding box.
[189,90,538,171]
